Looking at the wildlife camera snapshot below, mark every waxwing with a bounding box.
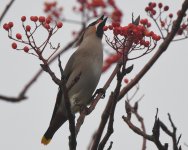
[41,15,108,145]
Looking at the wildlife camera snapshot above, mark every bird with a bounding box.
[41,15,108,145]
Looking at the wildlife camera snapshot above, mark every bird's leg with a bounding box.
[91,88,106,100]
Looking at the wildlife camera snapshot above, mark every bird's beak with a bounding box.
[98,15,104,21]
[99,17,108,27]
[96,17,108,38]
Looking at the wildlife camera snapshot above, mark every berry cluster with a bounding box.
[177,23,188,35]
[145,2,188,39]
[3,16,63,62]
[103,21,160,46]
[88,0,106,8]
[44,2,63,21]
[102,19,161,72]
[145,2,171,31]
[145,2,169,16]
[73,0,122,23]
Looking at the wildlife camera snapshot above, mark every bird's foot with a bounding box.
[92,88,106,99]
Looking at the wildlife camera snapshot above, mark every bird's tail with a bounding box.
[41,112,67,145]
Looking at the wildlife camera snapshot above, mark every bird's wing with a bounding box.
[50,52,77,123]
[50,88,63,123]
[63,52,77,80]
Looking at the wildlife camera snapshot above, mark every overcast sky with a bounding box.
[0,0,188,150]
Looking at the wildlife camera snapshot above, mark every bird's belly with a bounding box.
[69,64,102,112]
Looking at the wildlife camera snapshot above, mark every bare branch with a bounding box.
[0,0,15,24]
[122,115,153,141]
[0,95,26,102]
[58,56,77,150]
[107,141,113,150]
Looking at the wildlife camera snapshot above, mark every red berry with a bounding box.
[145,7,150,12]
[26,25,31,32]
[151,10,156,15]
[158,3,163,8]
[108,25,113,30]
[144,31,150,37]
[30,16,38,22]
[46,17,51,24]
[148,2,152,6]
[34,16,38,22]
[164,6,169,11]
[103,26,108,31]
[52,11,60,18]
[149,31,154,36]
[151,2,156,8]
[57,22,63,28]
[30,16,34,21]
[155,35,161,41]
[39,16,46,22]
[116,22,120,27]
[3,23,10,31]
[144,41,150,47]
[44,23,50,29]
[140,19,148,25]
[124,78,129,84]
[23,46,29,52]
[112,22,120,27]
[147,22,151,27]
[16,33,22,39]
[12,42,17,49]
[21,16,26,22]
[160,21,165,27]
[169,13,173,18]
[140,40,145,45]
[152,34,161,41]
[182,23,187,29]
[8,22,14,28]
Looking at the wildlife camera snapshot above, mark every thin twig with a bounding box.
[0,0,15,24]
[90,93,114,150]
[98,62,128,150]
[122,115,153,141]
[107,141,113,150]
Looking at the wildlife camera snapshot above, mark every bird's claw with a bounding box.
[96,88,106,99]
[91,88,106,100]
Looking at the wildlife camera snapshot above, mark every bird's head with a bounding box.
[85,15,108,39]
[74,15,108,47]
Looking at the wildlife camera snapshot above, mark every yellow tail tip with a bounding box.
[41,136,51,145]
